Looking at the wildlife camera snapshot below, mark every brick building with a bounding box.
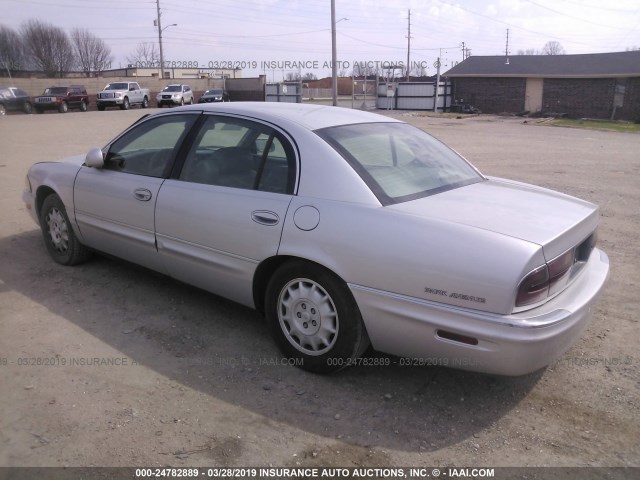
[444,50,640,121]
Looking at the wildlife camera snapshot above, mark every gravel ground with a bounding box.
[0,108,638,472]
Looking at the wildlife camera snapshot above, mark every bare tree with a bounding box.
[21,20,75,77]
[517,48,539,55]
[302,72,317,81]
[351,61,378,77]
[126,42,159,67]
[410,64,428,77]
[542,41,565,55]
[0,25,26,76]
[285,72,301,81]
[71,28,112,76]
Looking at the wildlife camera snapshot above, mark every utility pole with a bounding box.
[406,9,411,81]
[156,0,164,79]
[461,42,465,62]
[434,57,441,113]
[331,0,337,106]
[505,28,510,64]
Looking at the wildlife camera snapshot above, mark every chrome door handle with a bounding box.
[251,210,279,226]
[134,188,152,202]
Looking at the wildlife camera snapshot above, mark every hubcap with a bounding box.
[46,208,69,253]
[278,278,338,356]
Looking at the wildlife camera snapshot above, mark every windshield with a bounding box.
[163,85,182,92]
[317,122,484,205]
[44,87,67,95]
[206,89,223,95]
[105,83,129,90]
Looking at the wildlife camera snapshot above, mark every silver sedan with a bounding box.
[22,103,609,375]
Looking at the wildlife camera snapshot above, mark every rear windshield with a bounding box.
[317,122,484,205]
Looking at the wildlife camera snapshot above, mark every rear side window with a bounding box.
[179,115,296,194]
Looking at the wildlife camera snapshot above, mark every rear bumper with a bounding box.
[350,248,610,376]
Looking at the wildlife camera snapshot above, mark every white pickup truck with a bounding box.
[96,82,150,111]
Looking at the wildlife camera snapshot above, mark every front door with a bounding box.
[73,112,199,271]
[525,78,543,113]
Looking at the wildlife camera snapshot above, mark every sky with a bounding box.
[2,0,639,80]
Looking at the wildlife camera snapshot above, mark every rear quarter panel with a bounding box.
[278,196,544,316]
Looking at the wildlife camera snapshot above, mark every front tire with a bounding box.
[39,194,91,266]
[97,104,105,111]
[59,101,68,113]
[265,261,369,373]
[120,97,130,110]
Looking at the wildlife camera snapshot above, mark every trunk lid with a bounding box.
[389,177,599,260]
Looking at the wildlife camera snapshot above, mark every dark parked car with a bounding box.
[34,85,89,113]
[199,88,229,103]
[0,87,32,115]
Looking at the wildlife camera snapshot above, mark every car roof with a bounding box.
[176,102,403,131]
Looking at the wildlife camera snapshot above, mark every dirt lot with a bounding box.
[0,108,638,471]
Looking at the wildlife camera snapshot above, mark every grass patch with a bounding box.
[550,118,640,133]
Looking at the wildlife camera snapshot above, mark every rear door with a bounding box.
[73,112,199,271]
[155,114,297,307]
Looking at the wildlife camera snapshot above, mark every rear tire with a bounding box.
[142,96,149,108]
[39,194,91,266]
[265,261,369,373]
[23,102,32,114]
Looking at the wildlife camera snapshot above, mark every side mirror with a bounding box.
[85,147,104,168]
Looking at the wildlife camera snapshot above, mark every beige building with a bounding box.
[101,67,242,80]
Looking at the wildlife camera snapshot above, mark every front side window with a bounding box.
[317,122,483,205]
[104,114,197,177]
[179,115,295,194]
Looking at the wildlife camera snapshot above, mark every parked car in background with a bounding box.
[199,88,229,103]
[156,84,193,107]
[22,103,609,376]
[97,82,150,110]
[0,86,32,115]
[34,85,89,113]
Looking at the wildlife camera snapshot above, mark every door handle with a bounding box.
[251,210,279,226]
[133,188,152,202]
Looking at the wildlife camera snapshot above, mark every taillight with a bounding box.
[516,232,597,309]
[548,249,575,295]
[516,264,550,307]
